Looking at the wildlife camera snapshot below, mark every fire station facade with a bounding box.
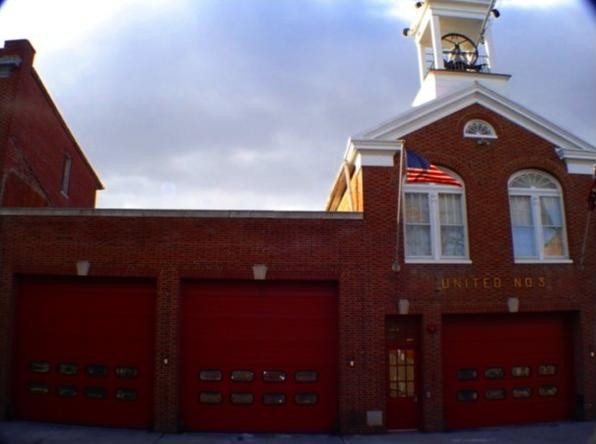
[1,1,596,435]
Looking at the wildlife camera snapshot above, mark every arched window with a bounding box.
[508,170,569,262]
[403,167,469,262]
[463,119,497,139]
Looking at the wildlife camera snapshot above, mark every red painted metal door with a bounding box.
[443,314,574,429]
[386,317,421,429]
[12,277,155,428]
[180,280,338,433]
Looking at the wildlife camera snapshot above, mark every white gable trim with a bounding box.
[356,83,596,174]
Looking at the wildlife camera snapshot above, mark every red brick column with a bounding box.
[153,267,180,432]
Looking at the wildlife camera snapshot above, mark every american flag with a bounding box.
[406,150,461,187]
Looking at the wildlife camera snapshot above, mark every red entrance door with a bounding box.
[386,317,421,430]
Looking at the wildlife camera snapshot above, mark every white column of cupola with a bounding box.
[403,0,511,106]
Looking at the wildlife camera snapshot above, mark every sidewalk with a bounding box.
[0,421,594,444]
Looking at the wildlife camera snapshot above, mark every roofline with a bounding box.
[30,68,104,190]
[356,82,596,155]
[0,208,363,220]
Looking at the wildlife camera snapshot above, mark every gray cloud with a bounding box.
[20,0,595,209]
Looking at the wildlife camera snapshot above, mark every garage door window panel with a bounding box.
[115,366,139,378]
[508,171,569,262]
[200,392,222,405]
[485,389,506,400]
[30,361,50,373]
[295,370,318,383]
[539,385,558,397]
[86,364,108,377]
[58,363,78,376]
[538,364,557,376]
[457,390,478,401]
[231,393,254,405]
[231,370,254,383]
[263,393,286,405]
[512,387,532,399]
[484,367,505,379]
[85,387,107,399]
[115,388,137,401]
[263,370,287,383]
[28,383,49,395]
[199,369,222,382]
[57,385,78,397]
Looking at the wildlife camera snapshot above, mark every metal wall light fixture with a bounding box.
[507,297,520,313]
[76,260,90,276]
[252,264,268,280]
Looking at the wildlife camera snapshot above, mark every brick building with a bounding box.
[0,0,595,435]
[0,40,102,208]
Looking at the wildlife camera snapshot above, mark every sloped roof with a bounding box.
[354,82,596,174]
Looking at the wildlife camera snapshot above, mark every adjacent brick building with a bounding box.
[0,0,595,435]
[0,40,102,208]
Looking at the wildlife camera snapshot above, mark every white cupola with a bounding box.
[404,0,511,106]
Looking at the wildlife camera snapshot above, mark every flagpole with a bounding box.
[393,143,405,272]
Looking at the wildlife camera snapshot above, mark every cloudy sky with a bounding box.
[0,0,594,210]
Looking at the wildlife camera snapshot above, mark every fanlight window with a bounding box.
[463,119,497,139]
[508,170,568,261]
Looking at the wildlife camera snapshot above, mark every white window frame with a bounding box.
[403,174,471,264]
[463,119,497,139]
[508,170,571,264]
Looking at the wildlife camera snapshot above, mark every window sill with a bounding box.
[514,259,573,264]
[405,258,473,265]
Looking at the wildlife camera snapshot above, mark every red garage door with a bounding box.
[12,276,155,428]
[180,280,338,433]
[443,314,574,429]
